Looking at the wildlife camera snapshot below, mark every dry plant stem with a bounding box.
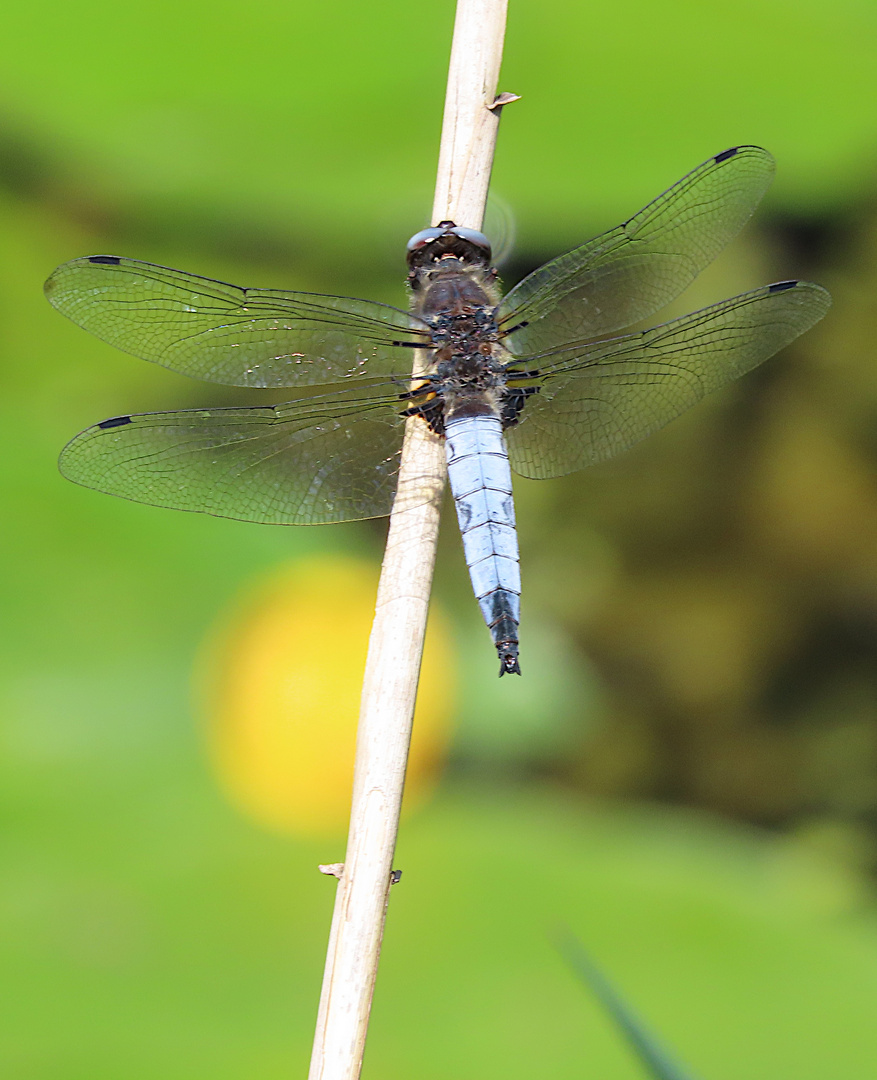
[308,3,510,1079]
[432,0,513,228]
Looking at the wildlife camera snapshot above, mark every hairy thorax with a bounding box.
[410,262,508,420]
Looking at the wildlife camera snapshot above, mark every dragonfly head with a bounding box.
[406,221,492,273]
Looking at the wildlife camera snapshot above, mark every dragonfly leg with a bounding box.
[400,395,445,435]
[501,384,540,428]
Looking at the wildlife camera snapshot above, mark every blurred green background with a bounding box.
[3,0,877,1076]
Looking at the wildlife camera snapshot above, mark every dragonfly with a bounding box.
[47,146,830,676]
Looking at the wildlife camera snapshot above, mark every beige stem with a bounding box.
[307,4,513,1078]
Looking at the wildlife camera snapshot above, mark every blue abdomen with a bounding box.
[445,412,521,675]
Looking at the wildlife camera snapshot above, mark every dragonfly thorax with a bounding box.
[426,291,506,397]
[428,306,498,350]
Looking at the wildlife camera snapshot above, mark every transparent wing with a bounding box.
[45,257,428,389]
[497,146,776,354]
[59,383,412,524]
[504,281,831,480]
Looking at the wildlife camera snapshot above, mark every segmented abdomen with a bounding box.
[445,412,521,675]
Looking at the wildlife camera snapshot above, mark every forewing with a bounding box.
[45,257,427,388]
[505,281,831,480]
[498,146,776,353]
[59,383,411,524]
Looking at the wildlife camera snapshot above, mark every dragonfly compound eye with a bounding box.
[406,226,447,254]
[447,226,491,259]
[406,222,493,268]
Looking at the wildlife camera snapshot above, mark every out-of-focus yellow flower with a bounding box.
[197,553,456,837]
